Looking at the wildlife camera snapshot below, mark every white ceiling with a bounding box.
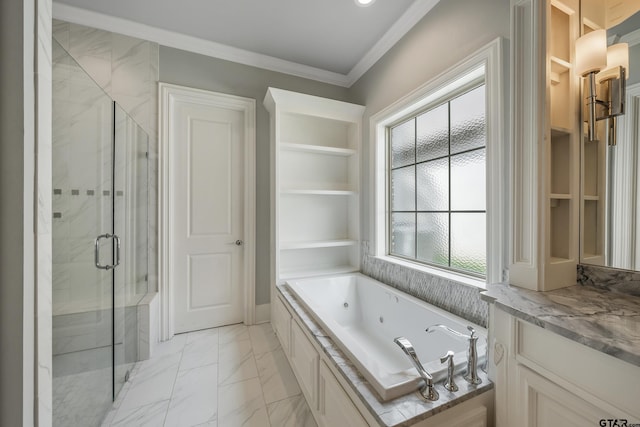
[52,0,440,86]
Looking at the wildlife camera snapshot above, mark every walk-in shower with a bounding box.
[52,39,149,426]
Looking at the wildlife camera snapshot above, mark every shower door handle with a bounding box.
[95,233,121,270]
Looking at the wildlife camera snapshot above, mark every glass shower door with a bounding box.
[52,39,115,426]
[113,104,149,397]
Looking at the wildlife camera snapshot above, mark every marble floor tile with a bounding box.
[218,377,270,427]
[164,364,218,427]
[111,400,169,427]
[267,395,317,427]
[179,328,219,371]
[219,323,250,344]
[248,323,280,356]
[255,348,301,404]
[218,338,258,385]
[60,322,316,427]
[116,350,181,412]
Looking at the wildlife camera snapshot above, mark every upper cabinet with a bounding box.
[263,88,365,293]
[510,0,581,291]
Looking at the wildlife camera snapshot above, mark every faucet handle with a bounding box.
[439,350,458,392]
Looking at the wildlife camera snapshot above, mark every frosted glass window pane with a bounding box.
[391,213,415,258]
[391,166,415,211]
[451,213,486,275]
[417,104,448,162]
[451,149,486,211]
[417,213,449,267]
[451,85,486,154]
[417,158,449,211]
[391,119,415,168]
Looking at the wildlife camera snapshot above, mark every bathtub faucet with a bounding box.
[425,324,482,385]
[393,337,439,401]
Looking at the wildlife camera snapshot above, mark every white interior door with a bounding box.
[170,92,246,333]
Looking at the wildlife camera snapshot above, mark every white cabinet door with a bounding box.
[290,320,319,407]
[516,365,614,427]
[273,296,291,353]
[318,361,368,427]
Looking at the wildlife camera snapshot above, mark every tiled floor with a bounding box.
[100,323,317,427]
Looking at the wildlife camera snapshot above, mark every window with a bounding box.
[389,84,487,277]
[370,39,505,287]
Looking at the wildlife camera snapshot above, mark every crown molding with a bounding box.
[621,28,640,47]
[53,0,439,88]
[53,3,351,87]
[347,0,440,86]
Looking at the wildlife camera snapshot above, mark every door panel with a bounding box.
[171,95,245,333]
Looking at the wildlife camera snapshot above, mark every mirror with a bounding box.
[580,2,640,271]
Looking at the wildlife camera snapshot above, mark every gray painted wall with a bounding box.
[159,47,350,305]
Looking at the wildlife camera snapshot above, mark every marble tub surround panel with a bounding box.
[481,283,640,367]
[278,285,493,427]
[361,242,488,328]
[577,264,640,297]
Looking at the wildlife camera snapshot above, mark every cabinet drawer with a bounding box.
[318,361,368,427]
[291,319,319,408]
[273,296,291,353]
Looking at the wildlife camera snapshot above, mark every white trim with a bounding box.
[158,83,256,341]
[53,1,440,88]
[620,28,640,47]
[347,0,440,86]
[368,38,507,285]
[610,82,640,269]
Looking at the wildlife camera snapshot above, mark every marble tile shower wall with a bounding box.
[360,242,488,327]
[53,20,160,292]
[52,38,115,317]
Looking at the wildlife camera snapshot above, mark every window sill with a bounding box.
[371,255,487,290]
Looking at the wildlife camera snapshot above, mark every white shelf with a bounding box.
[281,189,356,196]
[280,142,356,157]
[280,265,359,281]
[265,87,364,290]
[550,193,571,199]
[280,239,358,250]
[549,256,572,264]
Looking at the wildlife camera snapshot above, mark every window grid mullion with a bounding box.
[414,118,418,260]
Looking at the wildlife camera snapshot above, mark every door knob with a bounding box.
[228,239,243,246]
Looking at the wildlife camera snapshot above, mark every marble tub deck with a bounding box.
[481,283,640,368]
[278,285,494,427]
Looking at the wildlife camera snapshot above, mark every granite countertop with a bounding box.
[278,285,493,427]
[481,283,640,367]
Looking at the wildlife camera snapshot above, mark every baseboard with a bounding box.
[254,303,271,324]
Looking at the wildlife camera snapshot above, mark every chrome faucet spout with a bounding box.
[426,324,482,385]
[393,337,439,401]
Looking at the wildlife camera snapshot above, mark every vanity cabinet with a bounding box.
[510,0,581,290]
[318,361,369,427]
[291,319,319,408]
[263,88,365,291]
[490,306,640,426]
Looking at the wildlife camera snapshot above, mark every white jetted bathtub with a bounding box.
[286,273,486,401]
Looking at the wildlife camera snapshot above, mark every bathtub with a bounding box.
[286,273,486,401]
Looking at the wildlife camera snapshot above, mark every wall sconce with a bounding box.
[576,29,629,145]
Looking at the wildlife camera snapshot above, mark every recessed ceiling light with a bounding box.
[355,0,375,7]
